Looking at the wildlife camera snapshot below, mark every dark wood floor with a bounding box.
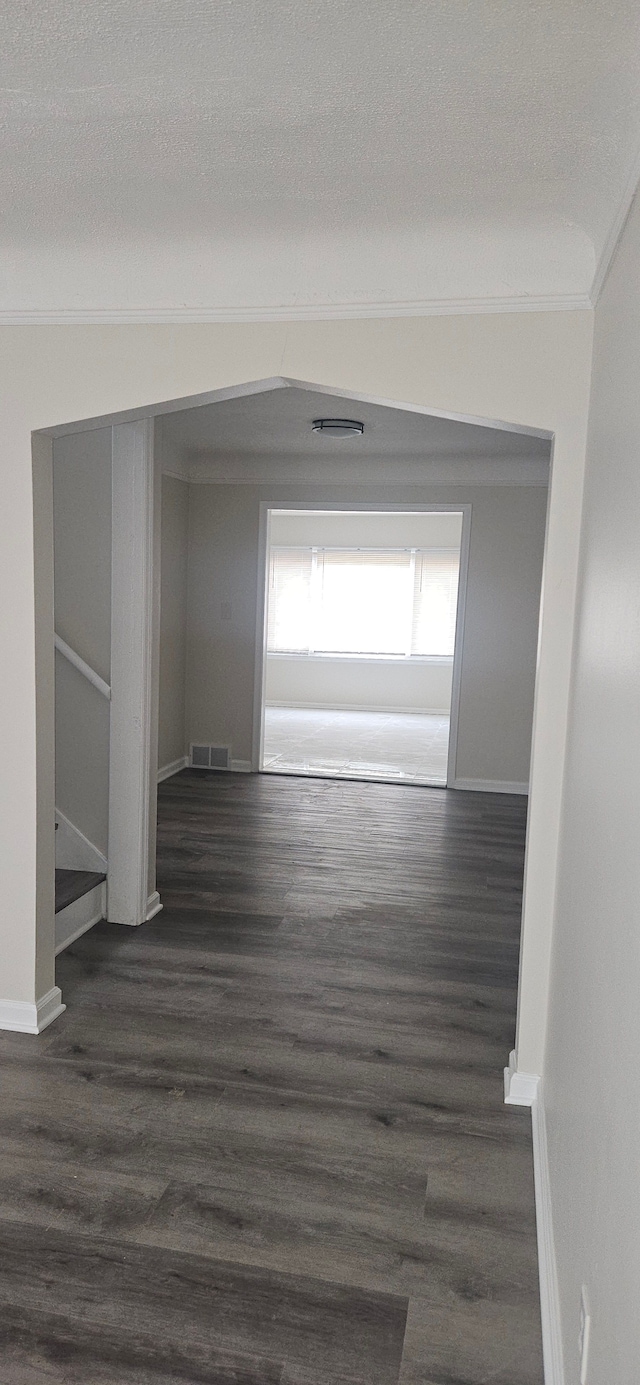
[55,868,106,913]
[0,771,543,1384]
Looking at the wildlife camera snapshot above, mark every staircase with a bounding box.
[55,869,106,914]
[55,868,106,955]
[54,630,110,954]
[55,811,107,955]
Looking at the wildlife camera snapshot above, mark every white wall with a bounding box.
[542,193,640,1382]
[265,655,453,713]
[53,427,111,856]
[186,482,546,786]
[158,474,189,770]
[0,314,591,1058]
[268,509,465,547]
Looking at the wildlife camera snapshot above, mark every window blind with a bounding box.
[267,546,312,652]
[412,549,460,656]
[314,549,412,655]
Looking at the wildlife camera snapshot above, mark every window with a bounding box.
[267,546,460,658]
[267,546,313,654]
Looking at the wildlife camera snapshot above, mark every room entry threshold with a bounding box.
[261,707,449,787]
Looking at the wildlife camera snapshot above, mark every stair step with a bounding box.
[55,869,106,914]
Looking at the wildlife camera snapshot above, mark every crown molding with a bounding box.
[0,292,592,326]
[590,143,640,305]
[181,454,550,487]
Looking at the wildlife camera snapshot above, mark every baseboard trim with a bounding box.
[454,778,529,795]
[157,755,189,783]
[504,1049,540,1105]
[266,701,450,715]
[107,890,163,927]
[55,806,107,871]
[504,1058,563,1382]
[0,986,66,1034]
[231,759,252,773]
[55,882,106,954]
[145,891,163,921]
[532,1093,565,1385]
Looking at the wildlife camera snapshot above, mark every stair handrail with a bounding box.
[54,633,111,700]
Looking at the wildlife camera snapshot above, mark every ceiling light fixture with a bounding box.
[312,418,364,438]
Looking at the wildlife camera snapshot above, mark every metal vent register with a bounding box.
[190,744,231,770]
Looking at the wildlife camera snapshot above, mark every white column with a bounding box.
[108,419,161,926]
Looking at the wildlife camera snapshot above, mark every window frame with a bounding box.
[256,503,471,787]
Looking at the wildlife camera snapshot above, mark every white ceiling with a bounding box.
[159,383,551,484]
[2,0,640,316]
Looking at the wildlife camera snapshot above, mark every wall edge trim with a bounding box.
[0,293,592,326]
[157,755,189,783]
[0,987,66,1034]
[146,891,163,921]
[265,700,451,715]
[454,778,529,795]
[504,1049,540,1105]
[531,1092,565,1385]
[591,143,640,304]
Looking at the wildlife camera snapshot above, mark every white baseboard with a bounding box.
[145,890,163,921]
[504,1049,541,1105]
[107,890,163,927]
[55,807,107,871]
[186,757,252,773]
[504,1055,563,1385]
[532,1093,565,1385]
[267,700,450,715]
[0,985,66,1034]
[55,882,106,955]
[157,755,189,783]
[453,777,529,795]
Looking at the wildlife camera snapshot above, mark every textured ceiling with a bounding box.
[160,384,551,483]
[2,0,640,313]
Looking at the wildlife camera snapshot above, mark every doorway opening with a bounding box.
[259,507,466,786]
[36,374,551,1006]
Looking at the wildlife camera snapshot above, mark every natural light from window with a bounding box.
[267,546,460,658]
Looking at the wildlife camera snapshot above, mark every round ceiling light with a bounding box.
[312,418,364,438]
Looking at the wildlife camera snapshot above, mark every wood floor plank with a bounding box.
[133,1166,538,1303]
[0,771,542,1383]
[0,1221,407,1385]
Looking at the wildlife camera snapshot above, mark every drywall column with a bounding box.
[108,419,161,926]
[0,432,65,1032]
[30,435,66,1030]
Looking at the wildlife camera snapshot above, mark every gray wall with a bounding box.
[187,484,258,760]
[186,481,547,785]
[158,475,189,769]
[544,191,640,1381]
[454,485,548,784]
[53,427,112,854]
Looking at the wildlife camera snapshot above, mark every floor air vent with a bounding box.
[190,744,231,770]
